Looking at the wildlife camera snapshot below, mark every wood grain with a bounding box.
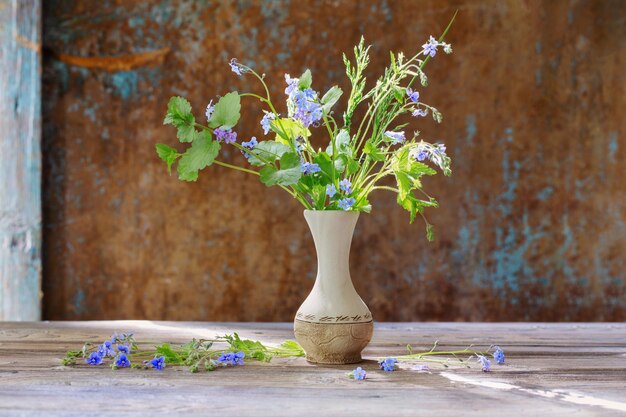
[0,0,41,320]
[0,322,625,416]
[40,0,626,322]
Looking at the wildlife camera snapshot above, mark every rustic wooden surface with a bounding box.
[40,0,626,322]
[0,322,625,416]
[0,0,42,320]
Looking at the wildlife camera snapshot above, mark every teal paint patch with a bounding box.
[465,114,476,144]
[537,186,554,201]
[535,68,542,85]
[110,71,139,100]
[535,41,542,54]
[73,288,86,314]
[608,131,618,161]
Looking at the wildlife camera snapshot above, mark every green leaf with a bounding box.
[154,343,184,365]
[313,152,336,184]
[310,184,327,210]
[259,152,302,186]
[270,118,311,144]
[298,69,312,89]
[208,92,241,129]
[247,141,292,166]
[364,140,385,161]
[326,129,351,157]
[177,130,221,182]
[163,96,196,142]
[321,86,343,113]
[163,96,194,127]
[155,144,179,175]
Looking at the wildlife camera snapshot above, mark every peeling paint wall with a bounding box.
[41,0,625,321]
[0,0,42,320]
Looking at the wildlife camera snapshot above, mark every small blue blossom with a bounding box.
[301,161,321,175]
[215,352,245,366]
[416,149,428,161]
[149,356,166,371]
[98,340,115,358]
[406,88,420,103]
[260,111,276,135]
[233,351,245,366]
[378,357,398,372]
[422,36,438,57]
[493,346,505,365]
[284,74,323,128]
[205,100,215,122]
[338,197,355,211]
[215,128,237,145]
[326,184,337,198]
[86,352,103,365]
[384,130,406,145]
[229,58,244,76]
[284,74,299,95]
[241,137,258,158]
[350,367,367,380]
[477,355,491,372]
[115,353,131,368]
[117,344,130,354]
[339,178,352,194]
[412,108,428,118]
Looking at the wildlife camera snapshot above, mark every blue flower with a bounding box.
[284,74,299,95]
[241,137,258,158]
[326,184,337,198]
[406,88,420,103]
[149,356,166,371]
[86,352,103,365]
[233,351,245,366]
[338,197,355,211]
[477,355,491,372]
[301,161,321,175]
[412,108,428,118]
[260,111,276,135]
[351,367,366,380]
[416,149,428,161]
[384,130,406,145]
[229,58,244,76]
[284,74,323,128]
[378,357,398,372]
[216,352,245,366]
[215,128,237,144]
[422,36,438,57]
[339,178,352,194]
[98,340,115,358]
[117,344,130,354]
[493,346,505,365]
[115,353,131,368]
[205,100,215,121]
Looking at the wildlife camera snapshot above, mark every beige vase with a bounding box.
[294,210,374,364]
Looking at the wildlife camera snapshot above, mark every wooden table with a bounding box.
[0,322,625,416]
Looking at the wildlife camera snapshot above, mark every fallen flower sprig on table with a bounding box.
[349,342,506,380]
[62,332,305,372]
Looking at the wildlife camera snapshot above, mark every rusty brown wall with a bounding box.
[41,0,626,321]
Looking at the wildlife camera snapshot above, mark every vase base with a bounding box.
[294,319,373,365]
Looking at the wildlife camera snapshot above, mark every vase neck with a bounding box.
[304,211,359,285]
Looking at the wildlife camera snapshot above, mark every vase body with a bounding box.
[294,210,373,364]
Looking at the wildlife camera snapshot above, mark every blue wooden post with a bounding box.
[0,0,41,320]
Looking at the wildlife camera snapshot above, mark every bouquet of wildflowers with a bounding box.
[157,15,456,239]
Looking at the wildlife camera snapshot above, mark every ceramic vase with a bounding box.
[293,210,373,364]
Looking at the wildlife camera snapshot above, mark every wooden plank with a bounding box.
[0,0,42,320]
[0,322,625,416]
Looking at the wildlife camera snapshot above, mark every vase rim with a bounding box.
[303,209,360,215]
